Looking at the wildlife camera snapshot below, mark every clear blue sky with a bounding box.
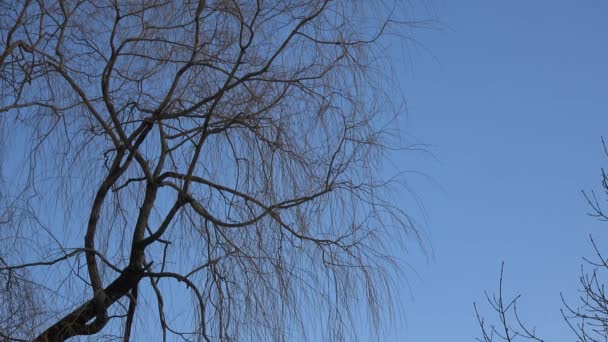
[385,1,608,340]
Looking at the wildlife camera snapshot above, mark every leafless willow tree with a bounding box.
[0,0,425,341]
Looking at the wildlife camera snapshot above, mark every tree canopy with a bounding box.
[0,1,421,340]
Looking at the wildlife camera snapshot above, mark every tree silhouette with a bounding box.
[0,1,423,340]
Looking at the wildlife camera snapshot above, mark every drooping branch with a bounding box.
[1,1,421,340]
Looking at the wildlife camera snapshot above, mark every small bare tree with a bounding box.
[561,236,608,342]
[0,0,424,341]
[474,264,544,342]
[475,139,608,342]
[475,244,608,342]
[560,151,608,342]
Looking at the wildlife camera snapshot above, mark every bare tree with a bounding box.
[0,0,425,340]
[561,236,608,342]
[475,139,608,342]
[475,244,608,342]
[474,263,544,342]
[559,145,608,342]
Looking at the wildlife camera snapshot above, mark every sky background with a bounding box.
[386,1,608,341]
[3,2,606,341]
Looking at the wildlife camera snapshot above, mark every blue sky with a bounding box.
[2,2,606,341]
[385,1,608,340]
